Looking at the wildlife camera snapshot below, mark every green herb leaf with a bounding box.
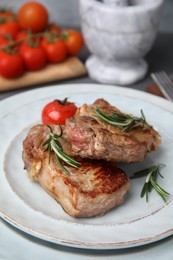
[42,125,81,175]
[130,164,170,202]
[94,107,151,132]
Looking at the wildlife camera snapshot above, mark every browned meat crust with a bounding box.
[62,99,161,163]
[22,124,130,217]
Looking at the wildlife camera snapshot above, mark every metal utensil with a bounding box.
[151,71,173,101]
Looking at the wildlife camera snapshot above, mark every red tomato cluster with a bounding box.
[0,2,84,79]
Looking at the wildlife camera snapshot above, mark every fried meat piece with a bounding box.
[62,99,161,163]
[22,124,130,217]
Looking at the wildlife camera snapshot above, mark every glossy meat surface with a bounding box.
[63,99,161,163]
[22,124,130,217]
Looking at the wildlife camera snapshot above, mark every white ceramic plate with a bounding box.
[0,83,173,250]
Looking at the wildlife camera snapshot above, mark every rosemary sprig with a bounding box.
[42,125,81,175]
[94,107,150,132]
[130,164,170,202]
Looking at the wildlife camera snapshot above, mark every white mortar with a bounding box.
[79,0,164,85]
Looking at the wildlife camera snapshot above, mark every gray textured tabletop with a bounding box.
[1,32,173,260]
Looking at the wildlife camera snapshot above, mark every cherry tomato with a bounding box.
[61,29,84,55]
[42,98,77,125]
[41,37,67,63]
[18,2,48,33]
[19,41,46,71]
[0,50,24,78]
[0,20,20,39]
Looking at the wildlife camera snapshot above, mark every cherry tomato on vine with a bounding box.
[0,20,20,39]
[41,37,67,63]
[61,29,84,55]
[0,50,24,78]
[42,98,77,125]
[18,2,48,33]
[19,41,46,71]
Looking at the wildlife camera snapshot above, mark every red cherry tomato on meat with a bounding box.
[41,37,67,63]
[0,20,20,39]
[0,50,24,78]
[18,2,48,33]
[19,41,46,71]
[42,98,77,125]
[61,29,84,55]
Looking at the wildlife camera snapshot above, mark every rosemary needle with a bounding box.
[94,107,150,132]
[130,164,170,202]
[42,125,81,175]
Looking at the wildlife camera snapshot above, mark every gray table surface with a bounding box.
[1,32,173,260]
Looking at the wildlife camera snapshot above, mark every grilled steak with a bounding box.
[62,99,161,163]
[22,124,130,217]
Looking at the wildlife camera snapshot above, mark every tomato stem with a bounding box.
[60,32,68,40]
[54,98,68,106]
[27,34,39,47]
[0,16,16,24]
[0,32,41,51]
[44,31,59,43]
[0,31,59,51]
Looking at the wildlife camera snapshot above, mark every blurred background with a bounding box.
[0,0,172,32]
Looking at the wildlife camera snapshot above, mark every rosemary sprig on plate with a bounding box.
[42,125,81,175]
[94,107,150,132]
[130,164,170,202]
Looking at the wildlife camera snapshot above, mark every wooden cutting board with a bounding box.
[0,57,87,92]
